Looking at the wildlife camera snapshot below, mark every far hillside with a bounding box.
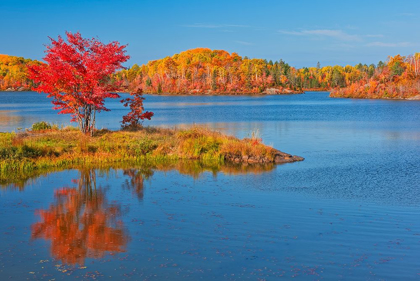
[0,54,42,91]
[115,48,303,95]
[330,54,420,99]
[115,48,420,99]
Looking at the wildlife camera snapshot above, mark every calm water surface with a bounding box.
[1,92,420,280]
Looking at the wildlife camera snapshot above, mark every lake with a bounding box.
[1,91,420,280]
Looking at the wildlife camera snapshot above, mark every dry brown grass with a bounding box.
[0,125,283,175]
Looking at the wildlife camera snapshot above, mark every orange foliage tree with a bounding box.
[331,53,420,99]
[0,54,41,91]
[115,48,304,94]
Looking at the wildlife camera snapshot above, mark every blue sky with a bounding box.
[1,0,420,68]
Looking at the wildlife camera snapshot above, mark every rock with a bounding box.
[263,88,281,95]
[224,150,304,165]
[407,94,420,100]
[248,157,258,163]
[292,155,305,161]
[274,152,305,164]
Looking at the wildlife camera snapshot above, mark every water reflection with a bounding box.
[0,111,23,128]
[122,168,154,201]
[26,163,275,265]
[1,161,275,190]
[31,169,129,265]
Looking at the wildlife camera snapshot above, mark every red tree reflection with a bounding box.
[122,168,152,201]
[31,169,128,265]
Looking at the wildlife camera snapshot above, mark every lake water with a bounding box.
[1,92,420,280]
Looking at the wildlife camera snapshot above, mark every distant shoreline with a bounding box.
[3,90,420,100]
[1,88,305,96]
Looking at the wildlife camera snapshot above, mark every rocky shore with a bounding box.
[3,87,29,92]
[225,149,304,164]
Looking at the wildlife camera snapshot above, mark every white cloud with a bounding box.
[183,23,249,29]
[278,29,361,41]
[332,43,356,49]
[398,13,415,16]
[366,42,411,47]
[365,34,384,38]
[234,41,254,46]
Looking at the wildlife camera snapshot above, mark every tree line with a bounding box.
[114,47,420,99]
[330,54,420,99]
[0,54,40,91]
[2,48,420,99]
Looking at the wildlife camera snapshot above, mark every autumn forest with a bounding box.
[1,48,420,99]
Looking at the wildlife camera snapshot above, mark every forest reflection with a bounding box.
[0,112,23,128]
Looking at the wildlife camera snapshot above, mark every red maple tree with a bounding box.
[121,88,154,128]
[28,32,151,134]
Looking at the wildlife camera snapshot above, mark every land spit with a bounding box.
[0,125,304,178]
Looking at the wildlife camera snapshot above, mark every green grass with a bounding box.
[0,125,284,178]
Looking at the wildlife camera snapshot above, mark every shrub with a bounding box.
[32,121,52,131]
[135,138,158,154]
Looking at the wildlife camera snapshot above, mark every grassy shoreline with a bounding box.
[0,125,303,178]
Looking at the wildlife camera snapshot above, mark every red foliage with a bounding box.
[331,54,420,99]
[28,32,130,134]
[31,170,128,265]
[121,89,154,128]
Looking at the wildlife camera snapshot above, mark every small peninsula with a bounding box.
[0,125,304,180]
